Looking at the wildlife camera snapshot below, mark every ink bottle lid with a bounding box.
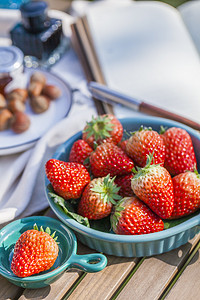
[0,46,24,95]
[20,1,49,33]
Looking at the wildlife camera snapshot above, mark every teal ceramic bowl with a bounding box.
[45,116,200,257]
[0,216,107,289]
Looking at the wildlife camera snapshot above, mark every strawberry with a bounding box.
[89,142,134,177]
[131,154,174,219]
[118,139,128,153]
[126,126,166,167]
[77,174,121,220]
[170,170,200,219]
[82,114,123,148]
[161,126,197,176]
[45,159,90,200]
[11,224,59,277]
[111,196,164,235]
[115,173,135,197]
[69,139,93,169]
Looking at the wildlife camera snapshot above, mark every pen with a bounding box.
[88,81,200,131]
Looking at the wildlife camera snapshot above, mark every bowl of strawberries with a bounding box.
[45,114,200,257]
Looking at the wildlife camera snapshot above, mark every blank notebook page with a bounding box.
[86,1,200,122]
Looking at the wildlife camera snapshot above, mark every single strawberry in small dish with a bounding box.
[111,196,164,235]
[45,159,90,200]
[170,170,200,219]
[78,174,121,220]
[90,142,134,177]
[161,126,197,176]
[126,126,166,167]
[82,114,123,149]
[11,224,59,277]
[131,154,174,219]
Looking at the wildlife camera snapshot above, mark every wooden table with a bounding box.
[0,208,199,300]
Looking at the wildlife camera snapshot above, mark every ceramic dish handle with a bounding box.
[68,253,107,273]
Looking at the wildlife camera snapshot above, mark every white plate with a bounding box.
[0,68,72,155]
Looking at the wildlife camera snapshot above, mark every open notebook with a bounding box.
[71,0,200,126]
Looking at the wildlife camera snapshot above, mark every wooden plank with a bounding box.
[19,270,82,300]
[0,275,23,300]
[165,243,200,300]
[115,233,200,300]
[65,241,139,300]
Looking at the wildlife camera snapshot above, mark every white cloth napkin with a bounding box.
[0,48,97,226]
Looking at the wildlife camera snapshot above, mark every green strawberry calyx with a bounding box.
[91,174,122,205]
[110,198,125,232]
[83,115,114,141]
[188,166,200,178]
[33,223,59,243]
[132,152,160,179]
[130,125,152,135]
[159,125,168,134]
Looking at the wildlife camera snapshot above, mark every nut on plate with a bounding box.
[7,88,28,103]
[42,84,61,100]
[30,95,50,114]
[30,71,46,86]
[0,108,13,131]
[7,98,26,113]
[11,111,30,133]
[28,81,44,98]
[28,71,47,98]
[0,94,7,109]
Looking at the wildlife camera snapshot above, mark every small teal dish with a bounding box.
[45,116,200,257]
[0,216,107,289]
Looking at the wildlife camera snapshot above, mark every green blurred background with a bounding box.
[46,0,190,12]
[147,0,188,7]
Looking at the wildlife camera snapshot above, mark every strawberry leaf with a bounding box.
[163,211,200,229]
[48,189,90,228]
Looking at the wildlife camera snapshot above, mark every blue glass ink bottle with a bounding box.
[10,1,67,68]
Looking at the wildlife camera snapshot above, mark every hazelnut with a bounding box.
[7,98,26,113]
[30,95,50,114]
[9,88,28,103]
[6,91,24,102]
[0,109,13,131]
[28,81,44,98]
[11,111,30,133]
[42,84,62,100]
[0,94,7,109]
[30,72,46,86]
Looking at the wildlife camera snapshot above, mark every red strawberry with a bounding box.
[126,126,166,167]
[111,196,164,235]
[69,139,93,169]
[45,159,90,200]
[115,173,135,197]
[78,175,121,220]
[161,127,197,176]
[11,224,59,277]
[90,142,134,177]
[170,170,200,219]
[118,139,128,153]
[82,114,123,148]
[131,154,174,219]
